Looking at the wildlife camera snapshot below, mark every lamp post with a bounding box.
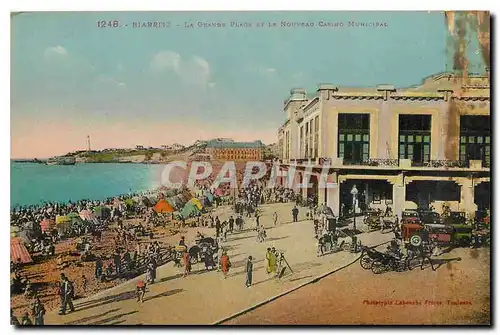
[351,184,359,232]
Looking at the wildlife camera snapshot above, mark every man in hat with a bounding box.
[31,297,46,325]
[58,273,75,315]
[245,256,253,288]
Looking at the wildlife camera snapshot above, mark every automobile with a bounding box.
[424,224,453,244]
[401,223,424,244]
[450,224,473,246]
[418,211,441,225]
[442,211,466,225]
[401,210,420,224]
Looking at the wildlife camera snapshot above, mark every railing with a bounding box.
[423,160,469,168]
[342,159,399,167]
[318,157,332,166]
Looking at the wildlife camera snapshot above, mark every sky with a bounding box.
[11,11,486,158]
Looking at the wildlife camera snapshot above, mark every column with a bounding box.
[392,173,405,219]
[458,178,475,218]
[326,185,340,217]
[318,181,326,205]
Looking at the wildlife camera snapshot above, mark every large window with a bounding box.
[299,126,304,158]
[309,119,314,158]
[314,115,319,158]
[399,115,431,165]
[304,123,309,159]
[459,115,490,165]
[338,114,370,164]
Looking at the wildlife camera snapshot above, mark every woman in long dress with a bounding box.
[266,248,277,275]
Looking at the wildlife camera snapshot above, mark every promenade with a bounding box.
[45,203,393,325]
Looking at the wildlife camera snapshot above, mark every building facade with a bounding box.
[277,72,490,219]
[206,140,264,161]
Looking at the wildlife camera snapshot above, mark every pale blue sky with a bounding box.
[11,11,486,158]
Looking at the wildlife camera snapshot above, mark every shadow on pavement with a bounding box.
[289,275,313,282]
[144,288,184,302]
[429,257,462,270]
[265,236,289,243]
[88,310,137,325]
[64,308,120,325]
[75,290,137,312]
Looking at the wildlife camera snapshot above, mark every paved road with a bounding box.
[45,203,392,325]
[225,247,491,325]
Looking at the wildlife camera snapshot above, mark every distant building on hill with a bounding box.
[206,140,264,161]
[135,145,144,150]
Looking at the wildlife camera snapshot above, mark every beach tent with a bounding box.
[56,215,71,224]
[11,237,33,264]
[215,188,224,196]
[40,219,55,233]
[79,210,99,225]
[180,202,200,218]
[93,206,111,220]
[189,198,203,210]
[67,212,80,219]
[10,226,20,238]
[154,200,174,213]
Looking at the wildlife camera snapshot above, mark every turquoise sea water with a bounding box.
[10,163,165,208]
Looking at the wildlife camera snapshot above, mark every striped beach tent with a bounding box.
[11,237,33,264]
[40,219,55,233]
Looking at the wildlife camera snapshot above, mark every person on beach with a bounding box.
[81,275,87,294]
[21,312,32,326]
[31,297,45,325]
[113,250,121,276]
[245,256,253,288]
[11,309,20,326]
[183,251,191,277]
[220,251,231,279]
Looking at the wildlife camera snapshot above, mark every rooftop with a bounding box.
[206,140,264,149]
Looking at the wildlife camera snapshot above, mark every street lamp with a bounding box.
[351,184,359,232]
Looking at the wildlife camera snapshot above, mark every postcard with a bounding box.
[10,11,490,326]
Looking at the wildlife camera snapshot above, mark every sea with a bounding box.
[10,162,166,209]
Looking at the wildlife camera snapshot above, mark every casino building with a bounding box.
[277,71,491,219]
[206,140,264,161]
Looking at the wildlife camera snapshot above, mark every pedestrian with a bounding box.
[292,206,299,222]
[220,251,231,279]
[21,312,32,326]
[113,250,121,276]
[266,248,277,276]
[183,251,191,277]
[31,297,45,325]
[217,247,224,272]
[58,273,75,315]
[229,216,234,233]
[81,275,87,294]
[11,309,20,326]
[136,279,146,303]
[146,259,157,284]
[273,211,278,225]
[245,256,253,287]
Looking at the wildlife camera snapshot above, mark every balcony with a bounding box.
[422,160,470,168]
[342,158,399,167]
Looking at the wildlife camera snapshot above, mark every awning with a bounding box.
[40,219,55,233]
[11,238,33,264]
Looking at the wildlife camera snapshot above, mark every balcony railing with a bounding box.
[423,160,470,168]
[342,158,399,167]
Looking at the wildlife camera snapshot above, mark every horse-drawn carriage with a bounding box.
[359,245,407,274]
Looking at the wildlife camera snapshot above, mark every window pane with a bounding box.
[423,145,430,154]
[408,154,413,160]
[424,154,429,161]
[399,153,405,159]
[347,134,353,141]
[477,137,483,144]
[485,136,490,143]
[460,136,466,143]
[408,145,414,154]
[424,135,430,142]
[339,143,344,153]
[460,154,466,161]
[416,135,422,142]
[460,145,466,154]
[363,144,369,153]
[408,135,414,143]
[485,146,490,154]
[355,134,361,141]
[363,134,369,141]
[399,145,405,155]
[362,153,368,161]
[339,134,344,141]
[468,136,475,143]
[400,135,405,142]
